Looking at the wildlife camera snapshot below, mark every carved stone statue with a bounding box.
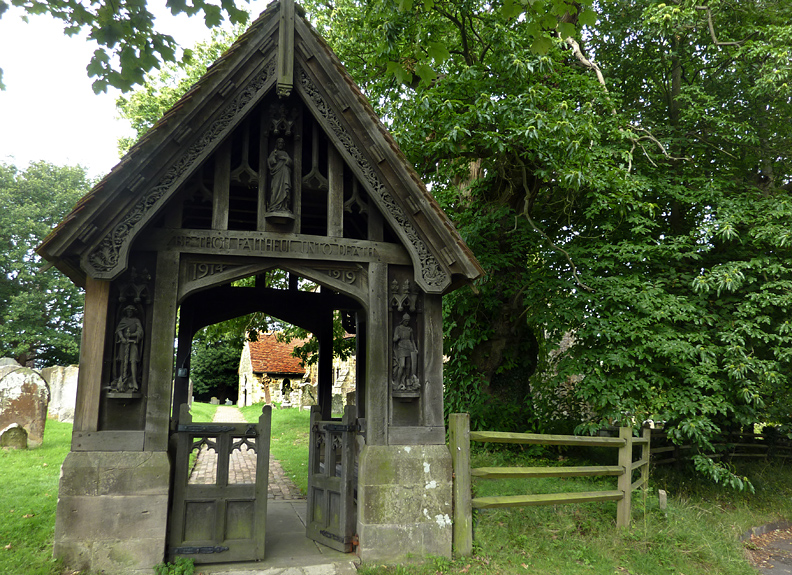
[111,305,144,392]
[393,313,420,392]
[268,137,293,213]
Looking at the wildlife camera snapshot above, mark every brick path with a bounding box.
[188,405,304,500]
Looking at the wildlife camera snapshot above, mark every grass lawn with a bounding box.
[240,403,311,495]
[4,410,792,575]
[0,419,71,575]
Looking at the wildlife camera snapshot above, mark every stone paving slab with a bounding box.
[194,561,358,575]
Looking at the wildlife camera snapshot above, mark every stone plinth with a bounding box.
[54,451,171,574]
[357,444,453,562]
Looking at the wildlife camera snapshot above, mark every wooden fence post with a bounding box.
[616,427,633,528]
[449,413,472,556]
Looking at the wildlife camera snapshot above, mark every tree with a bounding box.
[0,0,249,92]
[303,0,792,486]
[0,162,90,366]
[190,324,243,402]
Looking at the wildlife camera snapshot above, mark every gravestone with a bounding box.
[40,365,79,423]
[0,423,28,449]
[0,359,50,447]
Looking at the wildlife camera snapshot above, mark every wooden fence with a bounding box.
[650,429,792,466]
[449,413,650,556]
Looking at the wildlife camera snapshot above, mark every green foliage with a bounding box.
[190,324,243,401]
[153,557,195,575]
[1,0,248,93]
[302,0,792,485]
[0,162,89,366]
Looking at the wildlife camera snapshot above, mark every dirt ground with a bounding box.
[746,526,792,574]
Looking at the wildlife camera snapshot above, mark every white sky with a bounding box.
[0,1,268,180]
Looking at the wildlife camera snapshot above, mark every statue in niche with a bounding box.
[268,137,293,213]
[393,313,420,392]
[111,305,144,393]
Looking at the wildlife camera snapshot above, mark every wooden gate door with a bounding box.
[306,404,357,552]
[168,404,271,563]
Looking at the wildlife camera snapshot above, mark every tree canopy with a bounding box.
[0,162,90,366]
[300,0,792,486]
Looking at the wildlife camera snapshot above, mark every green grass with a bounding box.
[357,449,792,575]
[188,401,218,422]
[5,415,792,575]
[240,403,311,495]
[0,419,71,575]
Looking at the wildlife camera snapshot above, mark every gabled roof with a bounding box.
[248,333,306,375]
[37,0,483,293]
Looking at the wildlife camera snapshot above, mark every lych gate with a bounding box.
[37,1,482,572]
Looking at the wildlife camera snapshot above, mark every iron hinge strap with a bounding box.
[320,530,351,544]
[172,545,229,555]
[178,425,236,433]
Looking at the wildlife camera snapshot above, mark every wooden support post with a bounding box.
[422,295,443,428]
[617,427,633,528]
[212,140,231,230]
[366,263,388,445]
[73,276,110,435]
[641,426,651,506]
[318,301,334,420]
[145,251,180,451]
[327,144,344,237]
[449,413,472,556]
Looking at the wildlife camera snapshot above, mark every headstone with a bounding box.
[0,423,28,449]
[225,398,232,405]
[40,365,79,423]
[0,360,49,447]
[331,393,344,415]
[210,397,220,405]
[346,390,355,406]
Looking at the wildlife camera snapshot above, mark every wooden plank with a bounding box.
[422,295,444,428]
[144,251,180,451]
[650,446,677,454]
[138,229,411,265]
[254,405,272,560]
[449,414,472,557]
[212,140,231,230]
[472,490,624,510]
[73,276,110,434]
[472,465,623,480]
[631,477,647,491]
[327,144,344,237]
[470,431,626,448]
[631,457,649,471]
[71,431,145,452]
[366,262,388,445]
[257,112,269,232]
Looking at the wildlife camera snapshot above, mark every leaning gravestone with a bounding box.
[0,358,50,447]
[40,365,79,423]
[0,423,28,449]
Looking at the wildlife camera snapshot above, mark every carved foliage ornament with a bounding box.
[86,56,278,276]
[296,65,449,291]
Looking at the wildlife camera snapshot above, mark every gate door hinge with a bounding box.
[172,545,229,555]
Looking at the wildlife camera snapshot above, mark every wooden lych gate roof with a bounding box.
[37,0,483,293]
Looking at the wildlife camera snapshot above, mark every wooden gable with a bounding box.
[37,0,482,294]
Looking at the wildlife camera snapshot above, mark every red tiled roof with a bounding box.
[248,333,307,375]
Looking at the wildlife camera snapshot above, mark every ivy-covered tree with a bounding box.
[0,162,90,366]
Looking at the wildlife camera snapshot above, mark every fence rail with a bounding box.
[449,414,650,556]
[649,429,792,466]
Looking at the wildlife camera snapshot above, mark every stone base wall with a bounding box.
[357,444,453,562]
[54,451,170,574]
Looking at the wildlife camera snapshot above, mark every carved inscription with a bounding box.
[326,269,357,284]
[170,234,380,259]
[190,263,228,281]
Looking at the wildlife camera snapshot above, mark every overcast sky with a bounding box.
[0,1,268,179]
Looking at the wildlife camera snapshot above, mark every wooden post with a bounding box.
[73,276,110,434]
[212,140,231,230]
[617,427,633,528]
[327,144,344,237]
[641,426,651,509]
[449,413,472,556]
